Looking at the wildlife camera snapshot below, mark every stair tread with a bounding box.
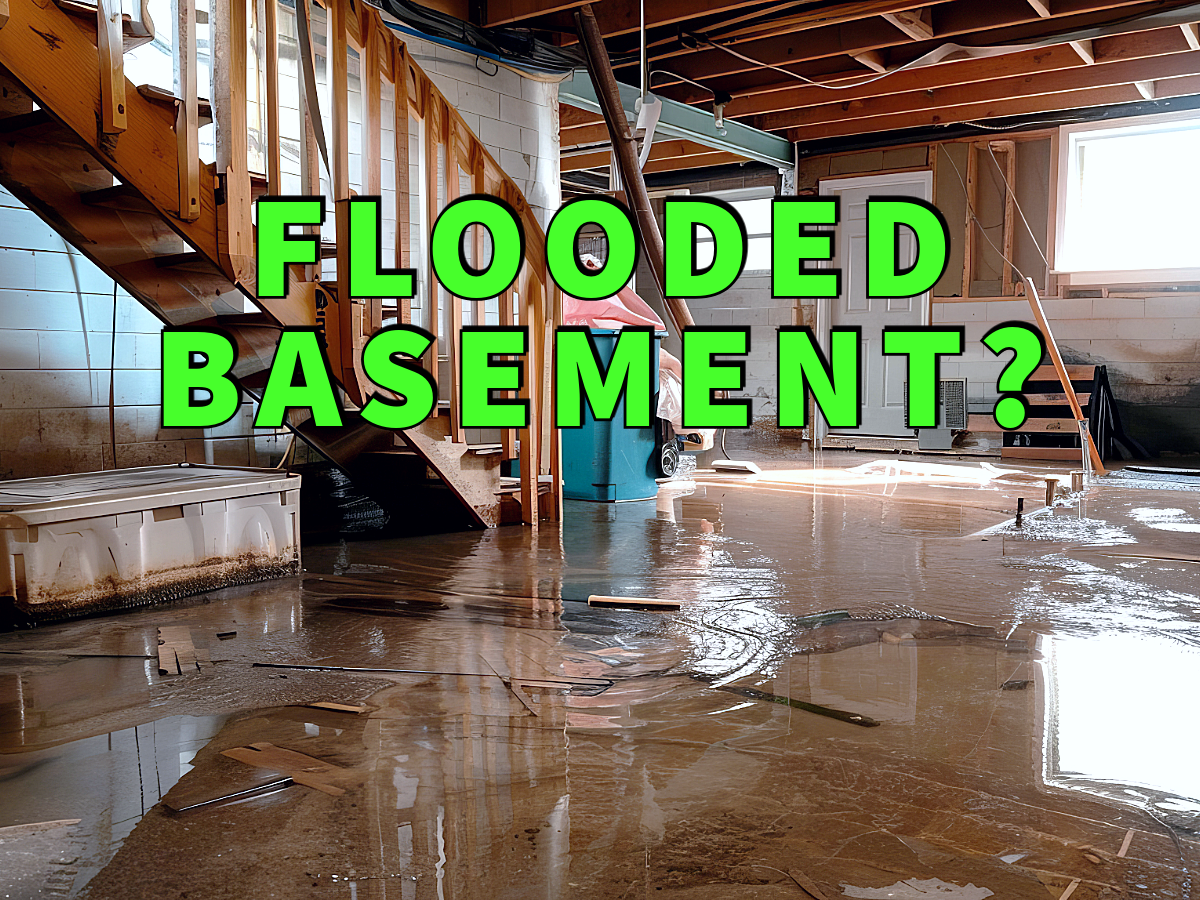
[79,184,158,215]
[136,85,214,124]
[154,251,220,272]
[53,0,155,51]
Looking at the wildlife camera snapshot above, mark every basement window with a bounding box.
[694,187,776,275]
[1054,111,1200,285]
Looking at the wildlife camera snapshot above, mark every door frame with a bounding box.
[814,169,934,444]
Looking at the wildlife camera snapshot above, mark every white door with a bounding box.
[819,171,933,437]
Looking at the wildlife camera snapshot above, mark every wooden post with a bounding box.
[264,0,281,193]
[1022,278,1106,476]
[574,3,693,333]
[363,13,382,335]
[330,0,363,403]
[961,142,977,300]
[424,84,441,383]
[446,113,464,444]
[518,266,541,526]
[97,0,127,133]
[393,39,412,325]
[212,0,253,282]
[173,0,200,220]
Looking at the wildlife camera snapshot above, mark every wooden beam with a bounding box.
[561,121,614,147]
[633,0,1173,83]
[853,49,889,73]
[1183,22,1200,50]
[562,139,739,171]
[781,69,1200,141]
[667,0,949,47]
[97,0,127,132]
[717,27,1190,119]
[883,6,933,40]
[485,0,585,26]
[1134,78,1155,98]
[756,50,1200,132]
[643,151,745,173]
[1069,38,1095,63]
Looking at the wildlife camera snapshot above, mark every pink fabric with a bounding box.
[560,257,666,331]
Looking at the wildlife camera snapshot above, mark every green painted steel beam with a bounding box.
[559,70,794,170]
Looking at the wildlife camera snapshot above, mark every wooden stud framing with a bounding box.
[265,0,281,192]
[961,142,977,300]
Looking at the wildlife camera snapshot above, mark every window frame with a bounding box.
[1053,110,1200,286]
[694,186,777,276]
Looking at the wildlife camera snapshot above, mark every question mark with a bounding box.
[981,322,1046,430]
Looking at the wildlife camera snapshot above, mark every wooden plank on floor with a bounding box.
[221,742,346,795]
[1001,446,1083,461]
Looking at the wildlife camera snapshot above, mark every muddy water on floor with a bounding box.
[1,462,1199,898]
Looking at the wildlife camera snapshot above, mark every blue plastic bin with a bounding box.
[561,329,661,502]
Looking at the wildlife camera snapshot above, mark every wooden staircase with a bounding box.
[0,0,562,528]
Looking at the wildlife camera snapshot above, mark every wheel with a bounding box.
[658,438,680,478]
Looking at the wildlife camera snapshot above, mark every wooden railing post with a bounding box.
[172,0,200,221]
[264,0,280,193]
[97,0,127,134]
[212,0,254,282]
[393,39,411,325]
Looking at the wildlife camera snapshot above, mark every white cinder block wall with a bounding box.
[936,295,1200,453]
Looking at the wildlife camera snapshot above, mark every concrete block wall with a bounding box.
[0,186,286,481]
[935,294,1200,454]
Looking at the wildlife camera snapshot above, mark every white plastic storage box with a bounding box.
[0,464,301,619]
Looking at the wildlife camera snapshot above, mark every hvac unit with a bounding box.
[904,378,967,450]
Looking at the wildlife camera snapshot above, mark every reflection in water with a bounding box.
[2,460,1200,896]
[1042,631,1200,819]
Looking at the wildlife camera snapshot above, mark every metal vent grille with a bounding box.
[904,379,968,429]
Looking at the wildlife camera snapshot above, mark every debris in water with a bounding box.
[713,683,880,727]
[157,626,210,675]
[1001,679,1031,691]
[588,595,680,611]
[841,878,994,899]
[300,702,368,714]
[787,867,831,899]
[165,778,295,813]
[217,631,238,640]
[221,743,346,796]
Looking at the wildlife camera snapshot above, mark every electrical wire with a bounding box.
[936,143,1027,286]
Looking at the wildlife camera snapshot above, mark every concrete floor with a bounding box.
[1,453,1199,899]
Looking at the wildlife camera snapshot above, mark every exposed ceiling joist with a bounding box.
[562,139,741,172]
[719,26,1191,119]
[755,48,1200,130]
[1070,38,1097,62]
[785,71,1200,141]
[627,0,1176,83]
[883,6,936,39]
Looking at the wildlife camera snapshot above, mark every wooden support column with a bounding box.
[518,266,542,526]
[173,0,200,220]
[97,0,127,133]
[574,3,693,332]
[961,143,977,299]
[990,140,1017,295]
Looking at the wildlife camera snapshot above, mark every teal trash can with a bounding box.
[561,329,661,502]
